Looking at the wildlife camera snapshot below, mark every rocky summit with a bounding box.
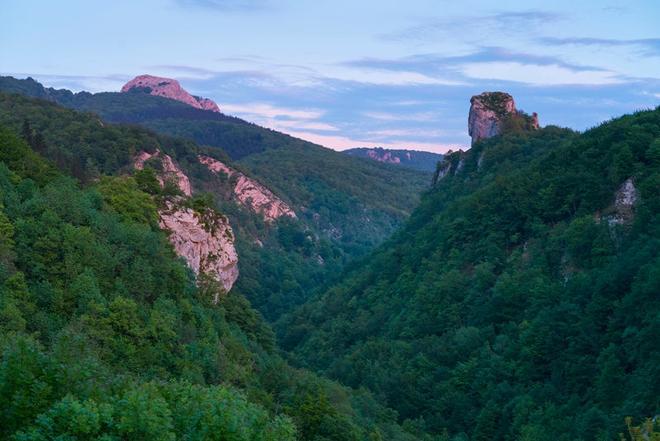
[468,91,538,145]
[121,74,220,112]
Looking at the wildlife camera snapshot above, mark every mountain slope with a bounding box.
[280,109,660,439]
[0,111,432,440]
[344,147,443,172]
[0,76,430,319]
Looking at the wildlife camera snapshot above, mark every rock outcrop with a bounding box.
[468,92,538,145]
[159,202,238,296]
[606,178,639,226]
[134,150,192,196]
[133,151,238,295]
[121,74,220,112]
[199,155,297,222]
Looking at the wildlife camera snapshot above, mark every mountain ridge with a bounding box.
[343,147,443,172]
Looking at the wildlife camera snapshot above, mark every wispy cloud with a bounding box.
[539,37,660,57]
[460,62,624,86]
[362,111,439,122]
[345,47,610,74]
[381,10,562,42]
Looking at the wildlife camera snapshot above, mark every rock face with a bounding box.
[199,155,297,222]
[159,203,238,296]
[133,151,238,295]
[134,150,192,196]
[607,178,639,226]
[468,92,539,145]
[121,74,220,112]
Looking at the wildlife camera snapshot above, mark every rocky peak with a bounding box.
[198,155,297,222]
[121,74,220,112]
[468,92,538,145]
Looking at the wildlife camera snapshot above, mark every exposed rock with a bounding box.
[198,155,297,221]
[468,92,538,145]
[432,149,465,184]
[134,150,192,196]
[606,178,639,226]
[159,202,238,296]
[367,149,401,164]
[133,151,238,296]
[121,74,220,112]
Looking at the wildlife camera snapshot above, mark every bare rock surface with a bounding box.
[607,177,639,226]
[199,155,297,221]
[159,202,238,295]
[133,151,238,295]
[134,150,192,196]
[121,74,220,112]
[468,92,539,145]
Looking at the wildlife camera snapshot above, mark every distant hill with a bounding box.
[343,147,443,172]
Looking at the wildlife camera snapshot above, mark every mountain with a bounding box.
[121,74,221,112]
[343,147,443,172]
[0,76,430,321]
[280,101,660,439]
[0,94,433,441]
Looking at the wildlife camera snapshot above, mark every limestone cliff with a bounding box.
[121,74,220,112]
[199,155,297,222]
[468,92,538,145]
[159,202,238,296]
[133,151,238,295]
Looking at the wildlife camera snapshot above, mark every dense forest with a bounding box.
[280,110,660,440]
[0,120,435,440]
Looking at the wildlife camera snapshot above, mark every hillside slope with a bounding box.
[280,109,660,439]
[0,114,434,440]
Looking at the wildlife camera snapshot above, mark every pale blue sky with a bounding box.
[1,0,659,152]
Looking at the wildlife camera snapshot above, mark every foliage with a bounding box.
[281,108,660,439]
[0,125,425,440]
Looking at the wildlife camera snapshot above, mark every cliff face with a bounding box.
[159,202,238,296]
[134,150,192,196]
[605,177,639,226]
[468,92,539,145]
[121,74,220,112]
[468,92,516,144]
[198,155,296,222]
[134,151,238,295]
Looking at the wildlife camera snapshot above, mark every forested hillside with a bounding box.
[0,119,434,440]
[280,109,660,440]
[0,77,430,320]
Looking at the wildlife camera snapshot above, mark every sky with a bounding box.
[1,0,659,153]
